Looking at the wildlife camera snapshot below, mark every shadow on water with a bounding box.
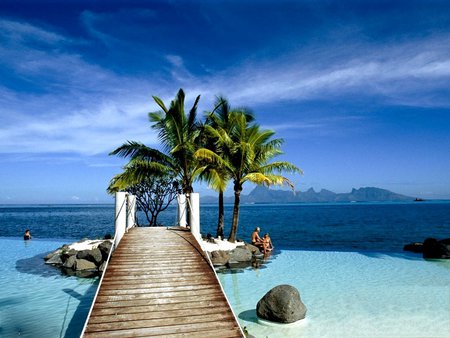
[62,281,99,338]
[15,252,63,278]
[356,251,425,261]
[238,309,259,324]
[0,296,25,307]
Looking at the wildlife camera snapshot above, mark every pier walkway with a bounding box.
[82,227,243,337]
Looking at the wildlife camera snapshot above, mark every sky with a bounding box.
[1,0,449,204]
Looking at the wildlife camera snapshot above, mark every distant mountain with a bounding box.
[201,186,413,204]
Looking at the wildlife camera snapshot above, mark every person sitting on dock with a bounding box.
[23,229,32,240]
[251,227,264,249]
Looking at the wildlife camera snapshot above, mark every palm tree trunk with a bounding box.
[216,191,224,238]
[229,184,242,243]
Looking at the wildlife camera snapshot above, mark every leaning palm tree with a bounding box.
[196,113,302,242]
[198,97,254,238]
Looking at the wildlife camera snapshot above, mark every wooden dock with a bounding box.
[82,227,244,337]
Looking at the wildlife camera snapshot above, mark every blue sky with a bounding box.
[1,1,449,203]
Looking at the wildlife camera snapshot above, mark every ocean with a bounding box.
[1,201,449,337]
[1,201,449,251]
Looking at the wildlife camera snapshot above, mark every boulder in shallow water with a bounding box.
[423,238,450,259]
[257,284,307,323]
[45,253,63,266]
[77,248,103,266]
[229,247,252,262]
[209,250,230,266]
[98,241,112,260]
[63,255,77,269]
[403,242,423,253]
[75,259,97,271]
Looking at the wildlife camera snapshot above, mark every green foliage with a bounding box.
[108,89,301,236]
[196,101,302,242]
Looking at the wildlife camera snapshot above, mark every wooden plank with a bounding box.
[83,227,243,338]
[84,320,241,337]
[90,299,230,316]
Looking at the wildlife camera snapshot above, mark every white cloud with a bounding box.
[180,34,450,109]
[1,17,450,159]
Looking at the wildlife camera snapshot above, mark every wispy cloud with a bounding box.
[195,35,450,108]
[1,15,450,159]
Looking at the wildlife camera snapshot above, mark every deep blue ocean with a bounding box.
[1,201,449,252]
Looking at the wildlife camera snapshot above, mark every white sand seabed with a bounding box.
[201,238,245,252]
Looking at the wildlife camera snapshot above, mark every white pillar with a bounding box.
[189,193,200,240]
[177,194,187,228]
[115,192,127,248]
[127,194,136,231]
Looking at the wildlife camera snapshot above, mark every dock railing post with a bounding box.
[127,194,137,230]
[189,193,200,240]
[177,194,187,228]
[115,192,127,249]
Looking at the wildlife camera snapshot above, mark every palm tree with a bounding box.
[150,89,204,194]
[109,89,207,228]
[110,89,204,195]
[197,97,254,238]
[196,113,302,242]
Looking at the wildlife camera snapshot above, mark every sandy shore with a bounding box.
[68,239,111,251]
[68,237,242,253]
[201,237,245,252]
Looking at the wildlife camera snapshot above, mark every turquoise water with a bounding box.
[1,203,449,337]
[219,250,450,338]
[0,237,98,338]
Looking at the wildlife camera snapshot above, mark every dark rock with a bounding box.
[61,249,78,262]
[45,254,63,266]
[44,250,60,261]
[77,248,103,265]
[104,233,112,240]
[403,242,423,253]
[257,284,307,323]
[245,243,261,255]
[229,247,252,262]
[75,259,97,271]
[209,250,230,266]
[99,261,107,273]
[423,238,450,259]
[98,241,113,260]
[63,255,77,269]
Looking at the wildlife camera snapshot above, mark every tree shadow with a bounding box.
[61,282,99,338]
[238,309,259,324]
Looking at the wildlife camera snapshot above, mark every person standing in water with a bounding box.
[23,229,32,240]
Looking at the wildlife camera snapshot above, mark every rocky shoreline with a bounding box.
[202,237,269,269]
[403,237,450,259]
[44,236,268,278]
[44,239,113,278]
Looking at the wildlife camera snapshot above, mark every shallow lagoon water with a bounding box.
[1,203,449,337]
[0,237,98,338]
[218,250,450,338]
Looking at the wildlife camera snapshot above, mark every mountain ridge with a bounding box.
[200,186,414,204]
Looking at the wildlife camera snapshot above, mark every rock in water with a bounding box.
[423,238,450,259]
[256,284,307,323]
[229,247,253,262]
